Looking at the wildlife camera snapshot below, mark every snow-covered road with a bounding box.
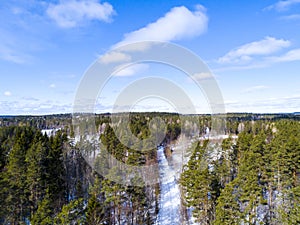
[155,146,182,225]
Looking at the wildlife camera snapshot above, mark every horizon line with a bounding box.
[1,111,300,117]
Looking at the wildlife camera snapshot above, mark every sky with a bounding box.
[1,0,300,115]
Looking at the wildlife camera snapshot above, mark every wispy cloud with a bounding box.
[113,64,149,77]
[218,37,291,64]
[191,72,213,81]
[0,45,29,64]
[213,48,300,72]
[22,97,39,101]
[280,14,300,20]
[0,99,72,115]
[268,48,300,62]
[0,28,32,64]
[225,95,300,113]
[242,85,269,94]
[47,0,115,28]
[212,63,269,72]
[265,0,300,11]
[113,5,208,48]
[0,1,52,64]
[99,51,131,64]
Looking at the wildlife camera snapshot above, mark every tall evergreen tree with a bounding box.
[4,129,33,224]
[26,132,49,214]
[180,141,217,224]
[214,181,241,225]
[86,177,107,225]
[55,198,85,225]
[31,189,53,225]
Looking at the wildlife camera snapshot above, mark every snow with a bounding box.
[155,146,182,225]
[41,128,60,137]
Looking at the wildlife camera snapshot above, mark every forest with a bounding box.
[0,113,299,224]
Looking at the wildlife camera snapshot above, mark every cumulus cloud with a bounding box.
[218,37,291,64]
[113,5,208,48]
[98,5,208,76]
[47,0,115,28]
[265,0,300,11]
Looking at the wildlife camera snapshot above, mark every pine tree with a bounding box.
[4,130,32,224]
[86,177,107,225]
[270,121,300,223]
[216,137,237,188]
[102,171,125,225]
[214,181,241,225]
[47,130,67,211]
[236,131,266,224]
[180,141,217,224]
[55,198,85,225]
[26,132,49,214]
[125,174,148,224]
[31,190,53,225]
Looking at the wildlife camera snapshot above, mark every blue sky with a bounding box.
[1,0,300,115]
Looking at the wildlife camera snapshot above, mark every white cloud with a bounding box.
[213,47,300,71]
[269,48,300,62]
[116,42,155,52]
[113,64,149,77]
[218,37,291,64]
[22,96,39,101]
[225,95,300,113]
[242,85,269,94]
[212,62,269,72]
[191,72,213,81]
[49,83,56,88]
[0,1,51,64]
[99,51,131,64]
[114,5,208,48]
[265,0,300,11]
[0,45,27,63]
[0,29,31,64]
[47,0,115,28]
[4,91,12,96]
[280,14,300,20]
[0,99,72,115]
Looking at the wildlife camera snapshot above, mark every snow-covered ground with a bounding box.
[41,128,60,137]
[155,146,182,225]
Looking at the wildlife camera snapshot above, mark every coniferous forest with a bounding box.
[0,113,299,224]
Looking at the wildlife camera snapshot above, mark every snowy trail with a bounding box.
[155,146,181,225]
